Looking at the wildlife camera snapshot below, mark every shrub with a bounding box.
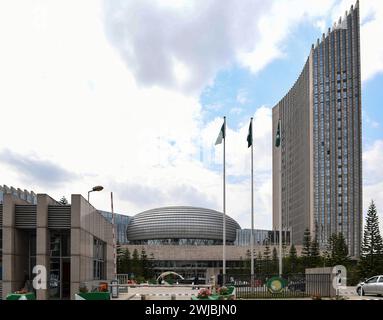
[197,288,211,299]
[218,286,229,295]
[79,284,88,293]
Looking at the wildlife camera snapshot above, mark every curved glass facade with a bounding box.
[273,1,362,256]
[127,206,241,244]
[100,211,131,245]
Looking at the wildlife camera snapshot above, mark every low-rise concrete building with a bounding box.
[0,192,114,300]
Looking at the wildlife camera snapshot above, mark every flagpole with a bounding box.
[250,117,255,282]
[111,192,117,279]
[223,116,226,285]
[279,119,282,277]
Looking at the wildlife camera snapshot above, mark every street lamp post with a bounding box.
[88,185,104,203]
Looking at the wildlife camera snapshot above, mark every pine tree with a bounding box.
[272,247,278,274]
[131,248,141,278]
[257,252,263,274]
[288,244,299,274]
[302,228,311,257]
[310,235,321,268]
[59,196,68,205]
[358,201,383,278]
[140,248,151,280]
[325,233,350,266]
[263,242,271,274]
[125,248,131,274]
[245,249,251,271]
[301,228,311,269]
[117,247,125,273]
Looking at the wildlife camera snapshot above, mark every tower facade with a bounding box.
[272,1,362,257]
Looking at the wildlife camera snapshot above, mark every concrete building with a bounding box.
[272,1,362,257]
[122,206,300,281]
[0,191,114,300]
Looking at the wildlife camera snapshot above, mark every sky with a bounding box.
[0,0,382,232]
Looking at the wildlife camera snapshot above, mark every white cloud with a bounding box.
[239,0,337,73]
[102,0,272,94]
[363,140,383,234]
[331,0,383,82]
[197,107,273,228]
[364,111,380,129]
[0,0,381,234]
[0,0,274,229]
[315,19,327,32]
[230,107,243,115]
[236,90,248,105]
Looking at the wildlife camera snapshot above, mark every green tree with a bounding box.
[288,244,299,274]
[263,242,271,274]
[59,196,69,205]
[244,249,251,271]
[140,248,154,280]
[117,247,126,273]
[302,228,311,257]
[310,235,321,268]
[358,201,383,279]
[325,233,350,266]
[272,247,278,274]
[256,252,263,274]
[131,248,141,278]
[301,228,311,269]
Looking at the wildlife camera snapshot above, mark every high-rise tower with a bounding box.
[272,1,362,257]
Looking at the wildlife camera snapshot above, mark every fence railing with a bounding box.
[225,274,333,299]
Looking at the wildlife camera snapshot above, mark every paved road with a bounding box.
[112,286,383,301]
[114,286,200,300]
[339,286,383,300]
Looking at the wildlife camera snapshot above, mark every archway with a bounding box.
[156,271,184,282]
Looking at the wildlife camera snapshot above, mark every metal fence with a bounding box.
[225,273,333,299]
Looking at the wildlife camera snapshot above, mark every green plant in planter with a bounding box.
[197,288,211,299]
[79,285,88,293]
[218,286,229,295]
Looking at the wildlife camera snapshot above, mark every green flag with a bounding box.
[247,120,253,148]
[275,120,281,148]
[215,122,225,145]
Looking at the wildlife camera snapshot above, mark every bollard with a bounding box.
[141,294,147,300]
[171,294,176,301]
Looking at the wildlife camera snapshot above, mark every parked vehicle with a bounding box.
[356,275,383,296]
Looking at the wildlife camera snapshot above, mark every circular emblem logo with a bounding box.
[266,277,286,294]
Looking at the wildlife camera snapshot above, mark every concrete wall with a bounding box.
[36,194,58,300]
[1,194,30,299]
[122,244,305,261]
[70,194,113,299]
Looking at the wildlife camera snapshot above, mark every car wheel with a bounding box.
[357,287,364,296]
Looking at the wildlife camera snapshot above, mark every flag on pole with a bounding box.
[215,122,225,145]
[275,120,281,148]
[247,120,253,148]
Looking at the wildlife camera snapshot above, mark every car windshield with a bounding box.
[366,277,378,284]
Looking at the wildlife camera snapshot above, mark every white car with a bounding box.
[357,275,383,296]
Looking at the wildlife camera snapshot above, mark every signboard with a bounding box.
[111,280,119,298]
[266,277,287,294]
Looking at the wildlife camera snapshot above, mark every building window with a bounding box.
[49,231,70,299]
[93,238,105,280]
[0,230,2,280]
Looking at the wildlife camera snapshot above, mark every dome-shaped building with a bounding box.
[127,206,241,245]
